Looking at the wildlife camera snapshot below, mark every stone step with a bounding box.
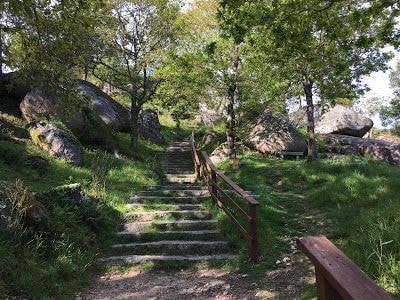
[129,195,207,204]
[140,185,206,191]
[110,240,231,256]
[126,203,204,210]
[161,170,194,174]
[116,230,223,242]
[165,177,197,184]
[165,174,196,179]
[133,190,210,197]
[122,220,218,232]
[123,210,210,222]
[101,254,237,264]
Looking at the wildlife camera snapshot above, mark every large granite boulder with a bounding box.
[289,106,321,128]
[0,72,31,117]
[322,134,400,165]
[20,88,85,135]
[316,105,373,137]
[210,142,249,164]
[195,103,223,126]
[245,109,307,155]
[78,80,130,132]
[139,109,164,144]
[29,122,81,166]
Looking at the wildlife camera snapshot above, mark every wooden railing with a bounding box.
[297,236,393,300]
[190,132,259,262]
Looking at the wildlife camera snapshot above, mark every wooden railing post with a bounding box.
[249,203,259,262]
[315,268,342,300]
[211,169,217,200]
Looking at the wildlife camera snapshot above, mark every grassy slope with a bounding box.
[211,151,400,299]
[0,113,189,299]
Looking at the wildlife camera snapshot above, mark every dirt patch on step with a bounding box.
[78,256,314,300]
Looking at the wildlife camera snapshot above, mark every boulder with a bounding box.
[195,103,223,126]
[0,72,31,117]
[78,80,130,132]
[322,134,400,165]
[245,109,307,155]
[26,155,50,173]
[289,106,321,128]
[29,122,81,166]
[0,118,29,139]
[20,88,85,135]
[139,109,165,144]
[316,105,373,137]
[49,183,92,206]
[210,143,249,164]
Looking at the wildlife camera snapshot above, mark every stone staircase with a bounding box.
[102,140,237,264]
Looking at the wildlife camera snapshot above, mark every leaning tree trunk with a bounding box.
[130,96,141,149]
[303,78,317,161]
[226,89,237,161]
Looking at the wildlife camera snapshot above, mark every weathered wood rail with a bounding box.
[190,132,259,262]
[297,236,393,300]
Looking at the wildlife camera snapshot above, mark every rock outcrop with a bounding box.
[29,122,81,166]
[78,80,130,132]
[245,110,307,155]
[316,105,373,137]
[139,109,164,144]
[0,72,31,117]
[210,143,249,164]
[322,134,400,165]
[289,106,321,128]
[20,88,85,135]
[48,183,92,206]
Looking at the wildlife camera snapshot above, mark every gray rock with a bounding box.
[139,109,165,144]
[316,105,373,137]
[0,72,31,117]
[245,109,307,155]
[78,80,130,132]
[322,134,400,165]
[0,118,29,139]
[51,183,92,206]
[29,122,81,166]
[20,88,85,135]
[289,106,321,128]
[26,155,50,173]
[210,143,249,164]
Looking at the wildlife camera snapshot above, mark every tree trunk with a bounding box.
[303,78,317,161]
[226,90,236,160]
[0,13,3,76]
[130,96,141,149]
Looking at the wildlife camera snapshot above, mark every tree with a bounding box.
[3,0,107,88]
[219,0,400,160]
[154,51,210,128]
[381,60,400,133]
[93,0,180,148]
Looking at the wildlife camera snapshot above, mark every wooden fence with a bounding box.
[190,132,259,262]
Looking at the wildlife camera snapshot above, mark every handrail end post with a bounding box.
[249,203,259,262]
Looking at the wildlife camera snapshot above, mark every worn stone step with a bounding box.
[123,210,210,222]
[110,240,231,255]
[101,254,237,264]
[126,203,205,210]
[129,195,207,204]
[140,185,206,191]
[122,220,218,232]
[165,177,197,184]
[133,190,210,197]
[162,170,194,174]
[116,230,223,242]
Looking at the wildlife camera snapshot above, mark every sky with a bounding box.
[358,51,399,128]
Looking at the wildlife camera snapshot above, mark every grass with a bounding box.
[0,110,189,299]
[208,151,400,299]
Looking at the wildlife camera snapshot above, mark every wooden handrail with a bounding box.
[297,236,393,300]
[190,131,259,262]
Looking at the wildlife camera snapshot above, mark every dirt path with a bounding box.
[78,255,314,300]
